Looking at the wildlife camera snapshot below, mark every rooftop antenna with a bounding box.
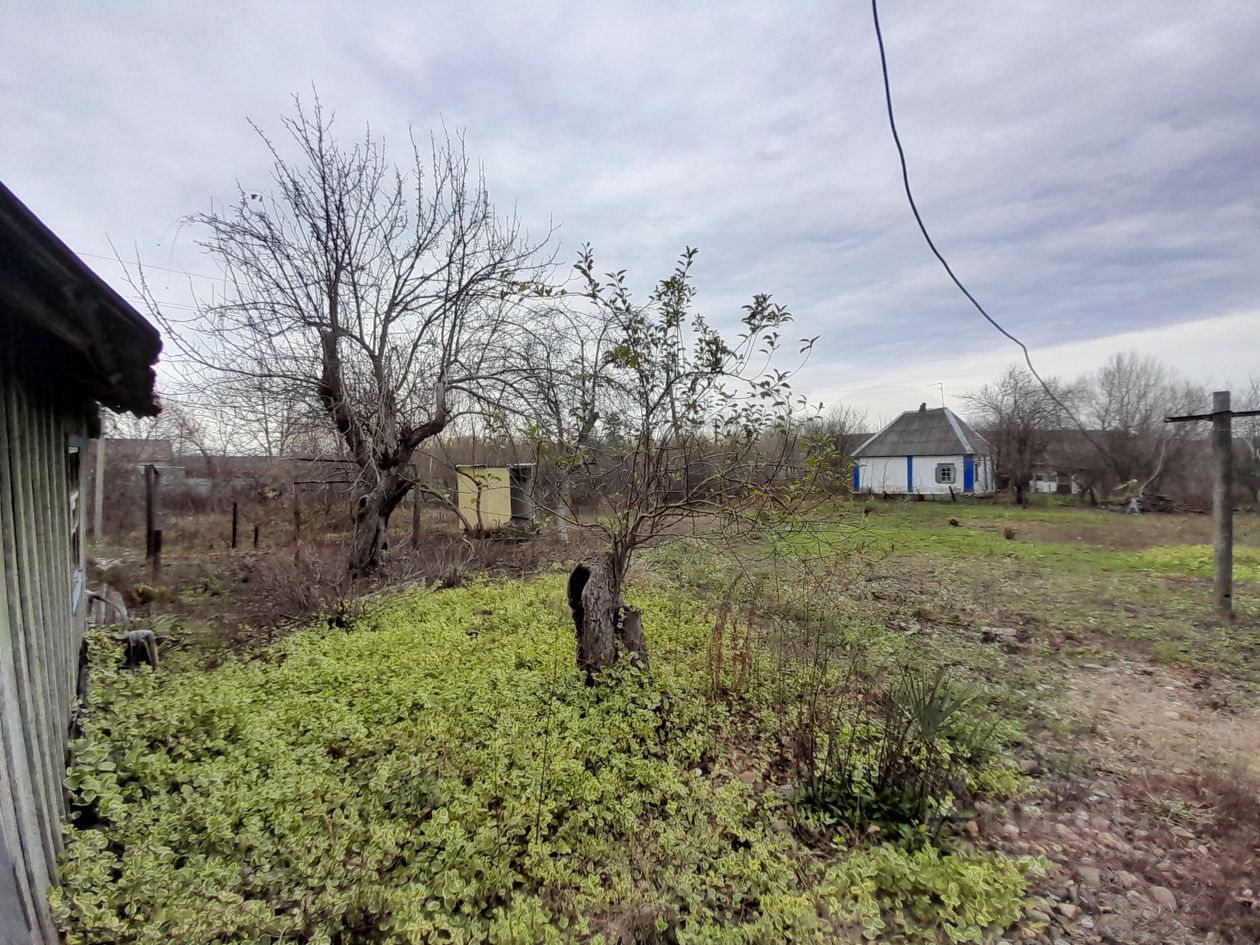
[933,382,945,408]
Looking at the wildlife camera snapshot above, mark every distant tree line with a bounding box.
[963,357,1260,507]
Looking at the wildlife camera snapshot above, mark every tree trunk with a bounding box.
[567,552,649,678]
[348,476,409,579]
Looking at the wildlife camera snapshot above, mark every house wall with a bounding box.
[1030,469,1082,495]
[855,454,995,495]
[0,316,92,944]
[856,455,908,493]
[975,454,996,494]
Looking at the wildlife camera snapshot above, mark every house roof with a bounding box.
[853,405,992,457]
[0,181,161,416]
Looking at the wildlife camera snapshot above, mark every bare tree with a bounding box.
[140,96,549,576]
[200,367,339,458]
[527,247,831,677]
[964,366,1072,505]
[1237,377,1260,504]
[816,403,869,490]
[1081,352,1203,499]
[499,300,616,540]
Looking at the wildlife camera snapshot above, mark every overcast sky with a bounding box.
[3,1,1258,422]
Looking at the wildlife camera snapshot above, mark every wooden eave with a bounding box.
[0,181,161,417]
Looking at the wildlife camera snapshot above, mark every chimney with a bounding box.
[919,402,927,412]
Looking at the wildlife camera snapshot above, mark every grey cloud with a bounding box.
[2,1,1257,412]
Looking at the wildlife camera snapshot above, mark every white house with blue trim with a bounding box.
[852,403,995,496]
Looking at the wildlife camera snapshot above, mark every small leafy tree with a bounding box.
[531,247,832,677]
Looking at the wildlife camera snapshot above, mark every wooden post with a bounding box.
[151,529,163,582]
[231,501,239,549]
[411,466,421,551]
[144,464,160,560]
[1212,391,1233,616]
[1165,393,1260,619]
[292,484,303,546]
[92,436,106,541]
[253,524,260,548]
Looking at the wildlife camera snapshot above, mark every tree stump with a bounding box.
[568,553,649,678]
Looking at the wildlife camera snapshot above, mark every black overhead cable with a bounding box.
[869,0,1111,461]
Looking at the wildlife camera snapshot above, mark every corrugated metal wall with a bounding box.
[456,466,514,530]
[0,320,89,945]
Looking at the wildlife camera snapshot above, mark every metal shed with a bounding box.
[455,464,536,533]
[0,180,160,944]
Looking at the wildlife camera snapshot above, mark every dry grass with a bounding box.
[88,510,590,661]
[1072,668,1260,778]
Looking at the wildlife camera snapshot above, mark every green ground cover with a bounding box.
[57,573,1035,945]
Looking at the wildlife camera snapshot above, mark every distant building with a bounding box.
[852,404,995,496]
[1029,468,1082,494]
[0,181,160,944]
[455,464,536,533]
[1026,430,1100,496]
[101,436,174,467]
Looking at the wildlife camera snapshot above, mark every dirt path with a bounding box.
[998,660,1260,944]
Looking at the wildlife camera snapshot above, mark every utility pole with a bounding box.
[1165,391,1260,617]
[1211,391,1233,614]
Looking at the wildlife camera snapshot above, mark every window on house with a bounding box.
[935,463,955,484]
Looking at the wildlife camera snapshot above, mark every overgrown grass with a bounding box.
[829,503,1260,687]
[812,499,1260,574]
[1135,544,1260,582]
[57,577,1036,945]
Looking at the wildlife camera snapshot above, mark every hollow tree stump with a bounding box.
[568,553,649,678]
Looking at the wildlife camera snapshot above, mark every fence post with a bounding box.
[144,464,160,560]
[292,484,303,546]
[92,436,106,541]
[1212,391,1234,616]
[253,524,260,548]
[411,479,421,551]
[1164,391,1260,618]
[151,529,163,582]
[231,501,239,549]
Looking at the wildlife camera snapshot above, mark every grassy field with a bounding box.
[841,501,1260,684]
[60,498,1260,944]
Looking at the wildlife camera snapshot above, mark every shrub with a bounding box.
[790,666,1013,844]
[822,844,1036,943]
